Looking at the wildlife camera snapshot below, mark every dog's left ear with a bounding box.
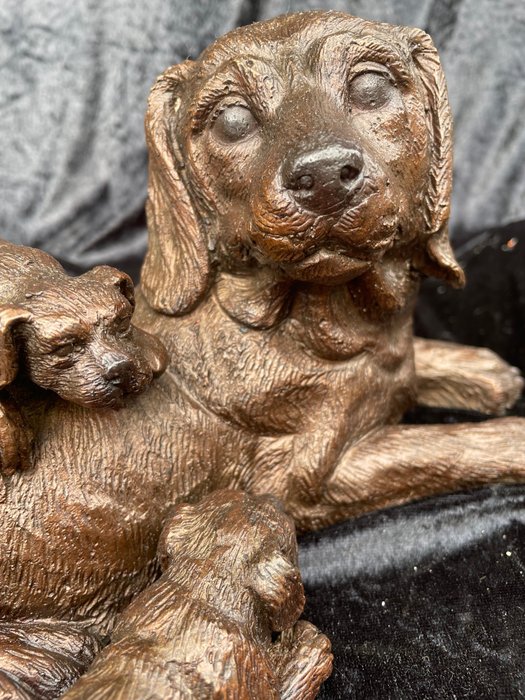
[82,266,136,309]
[141,62,211,317]
[0,306,32,388]
[405,27,465,288]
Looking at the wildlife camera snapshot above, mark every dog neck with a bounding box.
[214,257,419,361]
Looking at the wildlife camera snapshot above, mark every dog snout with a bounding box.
[282,143,364,213]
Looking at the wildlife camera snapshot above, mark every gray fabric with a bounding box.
[0,0,524,276]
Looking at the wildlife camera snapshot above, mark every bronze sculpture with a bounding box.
[0,240,168,476]
[0,10,524,698]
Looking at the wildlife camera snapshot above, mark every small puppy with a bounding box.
[62,490,332,700]
[0,240,168,474]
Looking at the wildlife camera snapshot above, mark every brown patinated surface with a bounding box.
[0,240,167,475]
[0,11,524,699]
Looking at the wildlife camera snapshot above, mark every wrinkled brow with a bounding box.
[309,32,414,90]
[190,57,284,132]
[37,320,91,346]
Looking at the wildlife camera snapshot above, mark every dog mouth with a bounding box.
[258,180,390,283]
[281,248,373,284]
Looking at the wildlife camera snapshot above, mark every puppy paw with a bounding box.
[273,620,333,700]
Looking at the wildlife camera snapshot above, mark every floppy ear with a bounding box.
[406,28,465,288]
[0,305,32,388]
[131,327,169,378]
[141,61,211,316]
[83,266,136,309]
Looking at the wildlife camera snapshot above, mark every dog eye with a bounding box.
[115,316,132,336]
[53,341,75,358]
[211,104,258,143]
[348,71,396,111]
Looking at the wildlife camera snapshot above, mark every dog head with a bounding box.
[141,11,464,325]
[0,265,168,408]
[159,490,305,632]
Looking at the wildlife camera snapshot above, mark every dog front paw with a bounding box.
[415,339,524,415]
[272,620,333,700]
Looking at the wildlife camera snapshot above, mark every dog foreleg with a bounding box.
[271,621,333,700]
[414,337,523,415]
[291,417,525,530]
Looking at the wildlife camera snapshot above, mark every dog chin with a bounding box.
[281,249,372,285]
[71,385,126,410]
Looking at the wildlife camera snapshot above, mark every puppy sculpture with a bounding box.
[0,240,168,475]
[62,491,332,700]
[1,11,524,699]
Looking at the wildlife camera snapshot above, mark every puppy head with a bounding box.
[142,11,464,317]
[0,266,168,408]
[159,490,305,632]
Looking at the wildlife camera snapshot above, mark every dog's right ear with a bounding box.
[141,61,211,317]
[0,306,32,388]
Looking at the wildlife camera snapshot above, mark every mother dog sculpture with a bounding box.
[1,11,524,698]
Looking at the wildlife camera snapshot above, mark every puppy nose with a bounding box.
[103,356,134,386]
[283,144,364,213]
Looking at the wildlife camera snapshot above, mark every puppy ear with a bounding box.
[406,28,465,288]
[141,61,211,316]
[0,306,32,388]
[82,266,136,309]
[131,327,169,378]
[157,502,199,570]
[250,551,305,632]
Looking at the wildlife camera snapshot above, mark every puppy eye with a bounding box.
[348,71,396,111]
[115,316,132,336]
[53,341,75,358]
[211,104,258,143]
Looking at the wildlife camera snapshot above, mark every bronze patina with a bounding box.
[0,11,523,699]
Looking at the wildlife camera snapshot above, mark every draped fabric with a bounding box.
[1,0,524,276]
[0,1,524,697]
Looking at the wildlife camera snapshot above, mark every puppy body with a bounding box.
[62,491,332,700]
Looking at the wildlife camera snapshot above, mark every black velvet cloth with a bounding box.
[0,1,524,697]
[300,222,525,698]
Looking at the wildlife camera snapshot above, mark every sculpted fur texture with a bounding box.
[0,11,524,699]
[0,240,168,476]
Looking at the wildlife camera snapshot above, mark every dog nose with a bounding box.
[282,144,364,213]
[103,356,134,386]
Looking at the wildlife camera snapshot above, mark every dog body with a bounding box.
[1,11,525,697]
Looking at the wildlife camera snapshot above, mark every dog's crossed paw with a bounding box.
[273,620,333,700]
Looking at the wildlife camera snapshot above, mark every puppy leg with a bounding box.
[292,417,525,530]
[414,337,523,415]
[271,621,332,700]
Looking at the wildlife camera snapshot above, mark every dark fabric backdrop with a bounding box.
[0,1,524,698]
